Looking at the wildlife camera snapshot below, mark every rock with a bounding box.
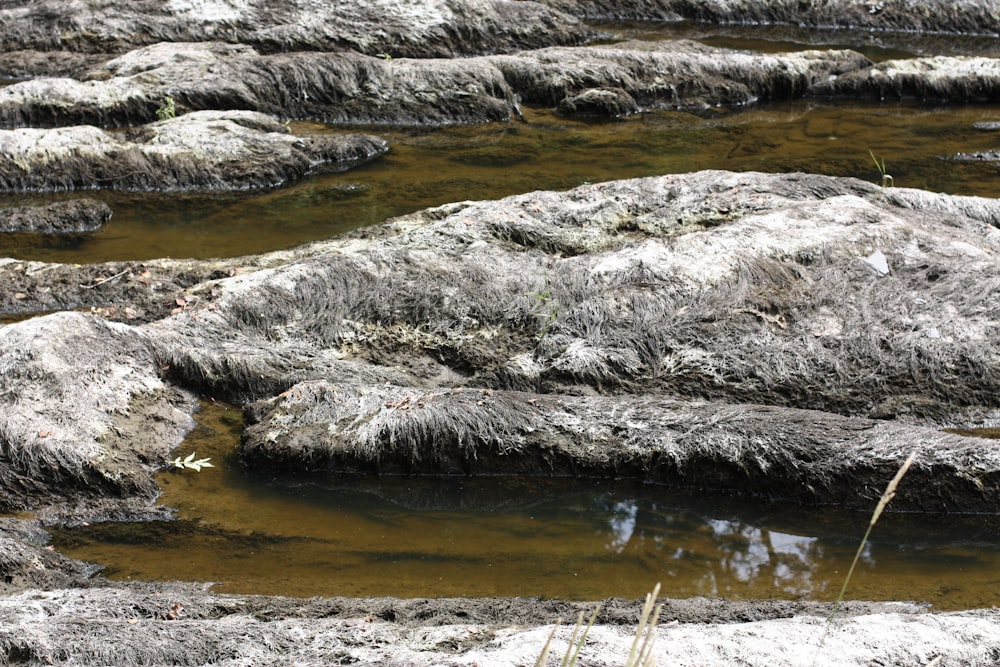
[489,41,872,110]
[0,42,521,128]
[0,199,112,234]
[0,50,109,80]
[0,256,249,323]
[0,519,98,593]
[150,171,1000,426]
[540,0,1000,35]
[955,149,1000,161]
[0,110,387,192]
[555,86,638,117]
[864,249,890,276]
[815,55,1000,103]
[0,0,588,57]
[0,312,195,519]
[7,41,1000,129]
[242,381,1000,512]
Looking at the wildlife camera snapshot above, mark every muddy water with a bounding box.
[3,101,1000,264]
[51,401,1000,609]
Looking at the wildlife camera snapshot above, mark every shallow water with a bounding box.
[51,401,1000,609]
[3,101,1000,264]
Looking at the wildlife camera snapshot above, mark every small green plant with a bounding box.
[169,451,214,472]
[813,451,917,662]
[156,96,176,121]
[869,150,893,188]
[530,275,558,337]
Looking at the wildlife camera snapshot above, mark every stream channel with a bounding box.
[6,22,1000,610]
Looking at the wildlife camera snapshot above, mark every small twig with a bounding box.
[80,269,129,289]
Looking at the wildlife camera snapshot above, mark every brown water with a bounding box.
[51,401,1000,609]
[3,101,1000,264]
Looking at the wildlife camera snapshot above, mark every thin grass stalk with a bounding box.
[626,583,662,667]
[827,450,917,623]
[534,621,560,667]
[812,451,917,665]
[636,603,662,667]
[562,606,601,667]
[561,612,584,667]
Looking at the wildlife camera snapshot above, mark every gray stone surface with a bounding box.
[0,110,387,191]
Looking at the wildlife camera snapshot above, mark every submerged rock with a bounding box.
[555,86,639,117]
[0,110,387,192]
[0,198,111,233]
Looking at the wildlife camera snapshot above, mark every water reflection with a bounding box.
[48,402,1000,608]
[605,499,637,552]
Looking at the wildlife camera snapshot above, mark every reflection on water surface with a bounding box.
[52,402,1000,609]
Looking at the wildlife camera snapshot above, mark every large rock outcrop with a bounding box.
[0,312,194,518]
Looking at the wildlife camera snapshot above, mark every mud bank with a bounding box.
[0,198,110,233]
[0,578,995,666]
[0,110,387,192]
[0,255,261,323]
